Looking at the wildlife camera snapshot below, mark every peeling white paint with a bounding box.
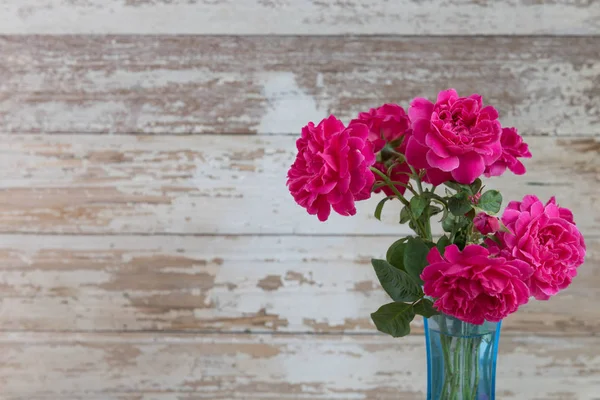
[257,72,329,134]
[0,0,597,34]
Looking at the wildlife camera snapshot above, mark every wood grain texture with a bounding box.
[1,0,599,35]
[0,234,597,334]
[1,332,599,400]
[1,36,599,135]
[0,134,598,236]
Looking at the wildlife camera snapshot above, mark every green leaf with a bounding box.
[443,181,463,192]
[386,238,409,269]
[453,231,468,250]
[436,235,451,253]
[414,299,439,318]
[448,192,472,216]
[442,214,469,233]
[371,259,423,302]
[479,190,503,214]
[399,206,411,224]
[427,205,443,216]
[374,196,394,220]
[442,214,455,232]
[470,178,483,195]
[371,302,416,338]
[410,196,427,219]
[465,208,476,220]
[403,237,431,285]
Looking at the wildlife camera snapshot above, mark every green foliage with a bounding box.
[410,195,427,219]
[444,179,483,196]
[374,196,394,220]
[478,190,502,214]
[371,259,423,302]
[427,205,443,216]
[413,298,439,318]
[386,238,409,269]
[436,235,451,254]
[470,178,483,194]
[443,181,464,192]
[448,192,472,216]
[442,214,454,232]
[371,302,416,338]
[370,297,441,338]
[368,174,493,339]
[442,214,469,233]
[403,237,431,285]
[399,206,411,224]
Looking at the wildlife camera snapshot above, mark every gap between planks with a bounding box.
[1,35,599,135]
[0,234,598,335]
[1,0,599,35]
[1,232,600,239]
[1,134,598,236]
[1,332,599,400]
[0,329,595,339]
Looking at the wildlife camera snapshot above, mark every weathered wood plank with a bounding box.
[1,36,599,135]
[1,0,599,35]
[0,134,598,236]
[0,234,597,334]
[1,332,599,399]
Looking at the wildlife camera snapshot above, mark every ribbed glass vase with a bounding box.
[424,313,502,400]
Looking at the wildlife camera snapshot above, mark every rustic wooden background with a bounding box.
[1,1,600,399]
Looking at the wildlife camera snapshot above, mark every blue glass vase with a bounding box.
[424,314,502,400]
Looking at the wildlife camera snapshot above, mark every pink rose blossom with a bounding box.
[474,213,500,235]
[421,245,531,324]
[405,89,502,185]
[350,104,411,152]
[287,115,376,222]
[485,127,532,177]
[372,162,411,197]
[498,195,586,300]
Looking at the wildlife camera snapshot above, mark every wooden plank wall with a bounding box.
[0,1,599,399]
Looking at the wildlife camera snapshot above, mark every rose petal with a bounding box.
[409,98,434,122]
[436,88,458,104]
[426,151,460,172]
[405,136,431,169]
[451,152,485,184]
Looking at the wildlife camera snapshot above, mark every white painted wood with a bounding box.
[1,332,599,399]
[0,234,597,334]
[1,36,599,135]
[0,0,598,35]
[0,134,597,236]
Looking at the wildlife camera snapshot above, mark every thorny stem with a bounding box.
[408,164,424,194]
[370,167,428,237]
[370,167,410,207]
[378,180,419,197]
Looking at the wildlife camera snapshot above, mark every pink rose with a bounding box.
[473,213,500,235]
[350,104,411,152]
[485,127,532,177]
[372,161,411,197]
[499,195,586,300]
[421,245,531,324]
[287,115,376,221]
[405,89,502,184]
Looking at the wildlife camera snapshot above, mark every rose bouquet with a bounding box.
[286,89,586,399]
